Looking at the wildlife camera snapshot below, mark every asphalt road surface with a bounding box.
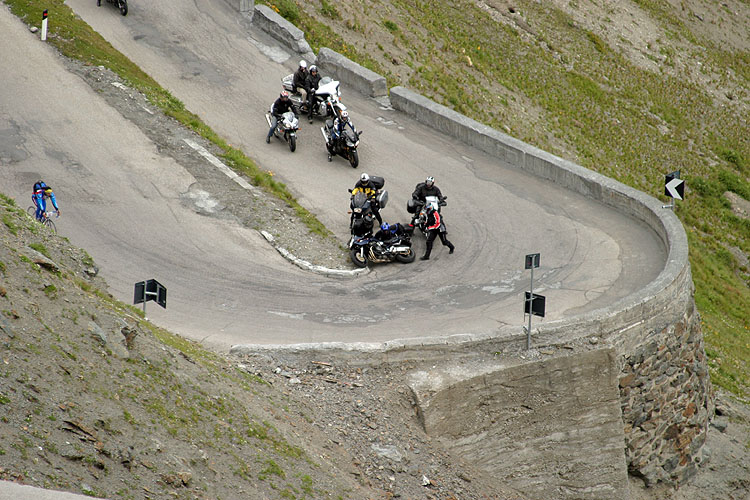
[0,2,665,349]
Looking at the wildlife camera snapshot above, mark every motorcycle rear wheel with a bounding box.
[288,135,296,152]
[349,150,359,168]
[118,0,127,15]
[395,248,416,263]
[350,248,368,268]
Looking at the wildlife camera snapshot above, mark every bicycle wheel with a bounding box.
[27,206,36,217]
[43,217,56,233]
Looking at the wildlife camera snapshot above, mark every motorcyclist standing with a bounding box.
[292,60,308,108]
[351,173,383,225]
[327,110,358,161]
[266,91,298,144]
[305,65,322,122]
[420,203,454,261]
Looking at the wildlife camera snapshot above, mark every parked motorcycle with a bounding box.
[349,187,388,237]
[348,230,415,267]
[322,121,361,168]
[97,0,127,15]
[264,111,300,152]
[282,74,346,120]
[406,195,447,237]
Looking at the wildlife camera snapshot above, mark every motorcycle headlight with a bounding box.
[354,208,361,214]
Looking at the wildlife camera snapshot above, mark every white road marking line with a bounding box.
[182,138,254,191]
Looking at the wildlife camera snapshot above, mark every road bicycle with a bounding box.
[27,206,58,233]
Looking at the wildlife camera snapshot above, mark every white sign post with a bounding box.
[41,10,48,42]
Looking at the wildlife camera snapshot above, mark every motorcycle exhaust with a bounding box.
[320,127,329,142]
[264,113,272,128]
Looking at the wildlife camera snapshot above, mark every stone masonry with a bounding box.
[618,300,713,486]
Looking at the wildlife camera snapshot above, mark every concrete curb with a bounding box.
[250,5,315,62]
[316,48,388,98]
[259,231,367,278]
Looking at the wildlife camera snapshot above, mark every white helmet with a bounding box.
[340,110,349,121]
[360,173,370,183]
[299,60,307,69]
[309,65,318,73]
[425,176,435,187]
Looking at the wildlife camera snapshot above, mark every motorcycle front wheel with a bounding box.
[118,0,127,15]
[349,150,359,168]
[395,248,416,263]
[288,135,296,152]
[350,248,368,268]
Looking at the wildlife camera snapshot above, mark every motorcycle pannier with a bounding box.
[370,176,385,190]
[406,198,419,214]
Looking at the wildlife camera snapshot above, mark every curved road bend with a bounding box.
[0,3,665,349]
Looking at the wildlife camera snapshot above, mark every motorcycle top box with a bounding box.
[370,176,385,190]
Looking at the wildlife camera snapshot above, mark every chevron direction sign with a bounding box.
[665,170,684,200]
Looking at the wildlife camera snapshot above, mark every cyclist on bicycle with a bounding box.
[32,180,60,221]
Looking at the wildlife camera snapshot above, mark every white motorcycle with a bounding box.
[282,74,347,120]
[265,111,300,152]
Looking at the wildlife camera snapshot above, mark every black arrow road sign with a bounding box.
[665,171,684,200]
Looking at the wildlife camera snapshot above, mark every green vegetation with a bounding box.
[319,0,340,20]
[2,214,19,236]
[29,242,50,258]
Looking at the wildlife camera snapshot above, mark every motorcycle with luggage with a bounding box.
[349,182,387,237]
[282,74,346,120]
[406,195,447,237]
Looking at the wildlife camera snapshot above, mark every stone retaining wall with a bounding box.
[617,301,713,485]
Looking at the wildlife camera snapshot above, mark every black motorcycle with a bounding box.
[348,230,415,267]
[322,121,361,168]
[98,0,127,15]
[349,187,388,234]
[406,195,447,237]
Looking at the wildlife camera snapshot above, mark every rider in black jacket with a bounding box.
[304,65,322,122]
[412,176,444,204]
[292,60,309,106]
[266,91,297,143]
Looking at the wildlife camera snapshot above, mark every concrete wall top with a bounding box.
[316,48,388,98]
[251,5,315,62]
